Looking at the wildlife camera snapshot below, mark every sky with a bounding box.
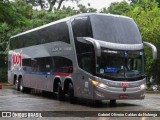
[79,0,127,10]
[62,0,129,11]
[33,0,129,11]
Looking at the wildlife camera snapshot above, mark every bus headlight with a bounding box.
[98,83,108,89]
[91,80,108,89]
[140,84,146,90]
[91,80,99,86]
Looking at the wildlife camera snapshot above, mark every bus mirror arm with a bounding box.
[77,37,101,57]
[85,38,101,57]
[144,42,157,60]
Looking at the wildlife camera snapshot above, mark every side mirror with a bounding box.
[77,37,101,56]
[144,42,157,60]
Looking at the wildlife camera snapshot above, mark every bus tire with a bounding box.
[15,79,20,91]
[93,100,102,107]
[57,82,65,101]
[19,78,31,93]
[110,99,116,106]
[68,83,77,104]
[19,78,24,92]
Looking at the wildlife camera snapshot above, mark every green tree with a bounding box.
[0,0,32,82]
[106,1,132,14]
[125,0,160,84]
[77,3,97,13]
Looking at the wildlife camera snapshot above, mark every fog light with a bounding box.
[95,90,104,97]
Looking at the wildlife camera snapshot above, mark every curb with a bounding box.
[1,83,14,86]
[146,91,160,93]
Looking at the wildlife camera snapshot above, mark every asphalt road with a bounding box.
[0,86,160,120]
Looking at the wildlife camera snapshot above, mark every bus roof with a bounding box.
[11,13,132,39]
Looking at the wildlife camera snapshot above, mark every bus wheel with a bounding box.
[15,80,20,91]
[68,83,77,104]
[57,82,65,101]
[19,78,24,92]
[19,78,31,93]
[110,100,116,106]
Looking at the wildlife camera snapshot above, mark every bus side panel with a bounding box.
[72,69,95,100]
[8,51,13,84]
[21,42,74,92]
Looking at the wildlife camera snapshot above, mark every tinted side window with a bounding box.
[53,57,73,73]
[45,22,70,43]
[72,16,93,38]
[76,41,95,74]
[24,31,39,47]
[10,22,70,50]
[23,56,73,74]
[10,37,20,50]
[23,57,53,72]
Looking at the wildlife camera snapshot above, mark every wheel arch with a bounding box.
[18,75,22,81]
[13,74,17,85]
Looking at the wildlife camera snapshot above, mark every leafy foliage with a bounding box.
[107,1,133,15]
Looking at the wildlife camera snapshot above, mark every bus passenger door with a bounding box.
[74,38,95,99]
[76,52,95,99]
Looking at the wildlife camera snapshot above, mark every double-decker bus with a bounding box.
[8,13,157,104]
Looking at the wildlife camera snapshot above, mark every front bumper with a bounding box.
[93,86,145,100]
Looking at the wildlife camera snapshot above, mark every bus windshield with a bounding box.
[96,48,144,79]
[90,14,142,44]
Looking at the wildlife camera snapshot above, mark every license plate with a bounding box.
[121,82,129,87]
[119,94,128,99]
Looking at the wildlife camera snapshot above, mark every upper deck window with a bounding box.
[10,22,70,50]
